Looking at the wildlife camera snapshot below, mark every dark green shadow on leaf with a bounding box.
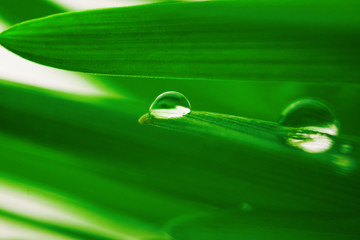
[0,0,64,25]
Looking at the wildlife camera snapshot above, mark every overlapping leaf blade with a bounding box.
[1,1,360,83]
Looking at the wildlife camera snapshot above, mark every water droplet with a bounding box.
[340,143,352,154]
[332,154,355,175]
[331,143,355,175]
[240,202,253,212]
[279,98,339,153]
[149,91,191,119]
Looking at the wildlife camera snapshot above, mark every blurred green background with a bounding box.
[0,0,359,239]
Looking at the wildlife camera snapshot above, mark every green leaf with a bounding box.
[1,1,360,239]
[0,0,133,99]
[166,210,360,240]
[139,110,359,155]
[2,82,358,216]
[0,0,64,25]
[1,1,360,83]
[140,110,360,211]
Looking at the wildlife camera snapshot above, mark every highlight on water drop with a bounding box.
[279,98,339,153]
[149,91,191,119]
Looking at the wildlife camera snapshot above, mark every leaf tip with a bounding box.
[138,114,153,125]
[0,29,7,45]
[0,27,14,47]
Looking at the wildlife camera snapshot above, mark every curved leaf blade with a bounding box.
[139,110,360,211]
[1,1,360,83]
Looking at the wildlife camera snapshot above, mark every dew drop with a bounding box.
[149,91,191,119]
[240,202,253,212]
[279,98,339,153]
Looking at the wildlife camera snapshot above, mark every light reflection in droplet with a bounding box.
[284,129,333,154]
[279,98,339,153]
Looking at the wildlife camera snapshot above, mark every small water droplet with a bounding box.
[279,98,339,153]
[240,202,253,212]
[331,143,355,175]
[332,154,355,175]
[149,91,191,119]
[340,143,352,154]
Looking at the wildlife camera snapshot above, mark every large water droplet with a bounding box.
[279,98,339,153]
[149,91,191,119]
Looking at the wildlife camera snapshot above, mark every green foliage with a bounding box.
[1,1,360,82]
[0,0,359,239]
[0,0,64,25]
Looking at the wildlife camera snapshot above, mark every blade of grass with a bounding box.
[1,1,360,83]
[1,83,358,215]
[0,0,133,98]
[140,110,360,211]
[139,110,360,161]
